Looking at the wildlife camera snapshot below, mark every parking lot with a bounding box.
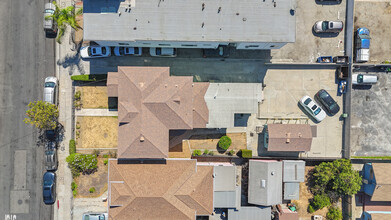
[350,72,391,156]
[354,2,391,63]
[252,67,343,158]
[271,0,346,63]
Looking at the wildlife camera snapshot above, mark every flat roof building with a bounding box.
[83,0,297,49]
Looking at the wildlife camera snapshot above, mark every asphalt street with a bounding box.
[0,0,55,219]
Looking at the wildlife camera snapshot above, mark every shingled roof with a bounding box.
[108,159,214,220]
[265,124,312,152]
[107,67,209,158]
[371,163,391,201]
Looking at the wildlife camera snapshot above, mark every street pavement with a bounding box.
[0,0,55,219]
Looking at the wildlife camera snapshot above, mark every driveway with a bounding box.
[248,67,344,158]
[350,72,391,156]
[271,0,346,63]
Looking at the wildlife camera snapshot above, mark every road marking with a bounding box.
[13,151,26,190]
[4,214,17,220]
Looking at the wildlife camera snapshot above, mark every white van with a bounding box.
[352,73,378,85]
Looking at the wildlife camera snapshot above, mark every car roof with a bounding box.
[43,87,54,103]
[43,171,55,180]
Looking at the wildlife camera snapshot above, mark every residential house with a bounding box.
[363,163,391,202]
[83,0,296,49]
[361,211,391,220]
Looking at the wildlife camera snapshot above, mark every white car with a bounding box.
[149,47,177,57]
[43,76,58,105]
[82,213,108,220]
[114,47,142,56]
[313,21,343,33]
[352,73,378,85]
[80,46,111,59]
[299,95,327,122]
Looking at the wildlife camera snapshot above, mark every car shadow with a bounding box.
[315,0,342,5]
[352,84,372,90]
[312,29,340,38]
[45,32,57,39]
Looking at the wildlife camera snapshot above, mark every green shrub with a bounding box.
[104,159,108,165]
[103,154,109,158]
[203,149,210,155]
[66,153,98,176]
[74,91,81,101]
[192,150,202,156]
[241,149,252,158]
[69,139,76,155]
[308,205,315,213]
[311,193,331,210]
[71,181,77,191]
[73,190,77,197]
[71,74,107,82]
[218,136,232,150]
[89,187,96,193]
[208,151,214,156]
[228,149,235,156]
[327,206,343,220]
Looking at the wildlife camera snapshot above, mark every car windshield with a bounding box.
[45,151,54,155]
[44,9,54,14]
[304,98,311,105]
[357,74,364,83]
[134,47,139,54]
[330,103,338,111]
[322,21,329,31]
[101,47,106,54]
[99,216,105,220]
[156,48,162,55]
[119,47,124,55]
[87,47,92,56]
[314,108,321,115]
[45,82,55,88]
[44,181,51,186]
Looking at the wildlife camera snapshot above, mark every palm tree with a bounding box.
[45,1,83,43]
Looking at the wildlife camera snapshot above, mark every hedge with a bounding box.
[71,74,107,82]
[69,139,76,155]
[218,136,232,150]
[192,150,202,156]
[241,149,252,158]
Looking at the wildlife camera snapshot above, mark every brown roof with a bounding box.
[371,163,391,201]
[370,213,391,220]
[107,67,209,158]
[266,124,312,152]
[108,159,214,220]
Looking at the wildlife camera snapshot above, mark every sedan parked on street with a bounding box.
[149,47,177,57]
[45,142,58,171]
[44,76,58,105]
[313,20,343,33]
[82,213,108,220]
[43,172,56,205]
[299,95,327,122]
[80,46,111,59]
[315,89,340,116]
[113,47,142,56]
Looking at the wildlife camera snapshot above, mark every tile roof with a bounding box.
[108,159,214,220]
[371,163,391,201]
[107,67,209,158]
[266,124,312,152]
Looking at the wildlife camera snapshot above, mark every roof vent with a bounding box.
[298,132,302,138]
[140,136,145,142]
[286,132,291,143]
[271,171,275,176]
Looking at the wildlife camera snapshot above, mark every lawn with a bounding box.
[73,158,108,198]
[76,116,118,149]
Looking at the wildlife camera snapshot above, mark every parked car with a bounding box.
[43,172,56,205]
[82,213,108,220]
[45,129,57,141]
[315,89,340,116]
[113,47,142,56]
[149,47,177,57]
[80,46,111,59]
[299,95,327,122]
[202,45,229,58]
[313,21,343,33]
[45,142,58,171]
[44,76,58,105]
[43,3,57,34]
[352,73,378,85]
[355,27,370,62]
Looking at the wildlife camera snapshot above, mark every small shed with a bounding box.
[263,124,313,152]
[228,206,271,220]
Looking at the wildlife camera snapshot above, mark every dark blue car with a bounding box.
[43,172,56,205]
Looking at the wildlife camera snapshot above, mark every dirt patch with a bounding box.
[79,86,109,109]
[77,116,118,149]
[74,158,108,198]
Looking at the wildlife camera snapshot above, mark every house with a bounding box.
[83,0,296,49]
[363,163,391,201]
[361,211,391,220]
[283,160,305,201]
[107,66,262,159]
[263,124,313,152]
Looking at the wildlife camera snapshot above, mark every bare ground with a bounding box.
[77,116,118,149]
[74,158,108,198]
[80,86,109,109]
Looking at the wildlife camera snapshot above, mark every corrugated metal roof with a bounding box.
[213,166,240,209]
[284,182,300,200]
[228,206,271,220]
[283,160,305,183]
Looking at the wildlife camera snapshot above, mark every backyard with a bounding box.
[76,116,118,149]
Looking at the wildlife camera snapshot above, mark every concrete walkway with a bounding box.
[76,109,118,117]
[72,192,108,220]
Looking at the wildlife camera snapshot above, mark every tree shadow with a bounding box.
[57,47,86,75]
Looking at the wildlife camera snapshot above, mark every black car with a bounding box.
[45,129,56,141]
[43,172,56,205]
[315,89,340,116]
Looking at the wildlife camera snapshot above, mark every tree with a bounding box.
[327,206,343,220]
[310,193,331,210]
[45,1,83,43]
[24,101,59,130]
[218,136,232,150]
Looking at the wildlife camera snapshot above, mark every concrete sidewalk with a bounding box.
[75,109,118,117]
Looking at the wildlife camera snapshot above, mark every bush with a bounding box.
[308,205,315,213]
[71,74,107,82]
[327,206,343,220]
[208,151,214,156]
[103,154,109,158]
[69,139,76,155]
[311,193,331,210]
[218,136,232,150]
[192,150,202,156]
[241,149,252,158]
[228,149,235,156]
[72,190,77,197]
[89,187,96,193]
[203,149,210,155]
[66,153,98,176]
[71,181,77,191]
[104,159,108,165]
[74,91,81,101]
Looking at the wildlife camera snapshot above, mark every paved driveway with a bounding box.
[350,72,391,156]
[249,67,344,158]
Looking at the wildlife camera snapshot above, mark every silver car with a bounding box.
[313,21,343,33]
[44,76,58,105]
[45,142,58,171]
[43,3,57,34]
[82,213,108,220]
[149,47,177,57]
[299,95,327,122]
